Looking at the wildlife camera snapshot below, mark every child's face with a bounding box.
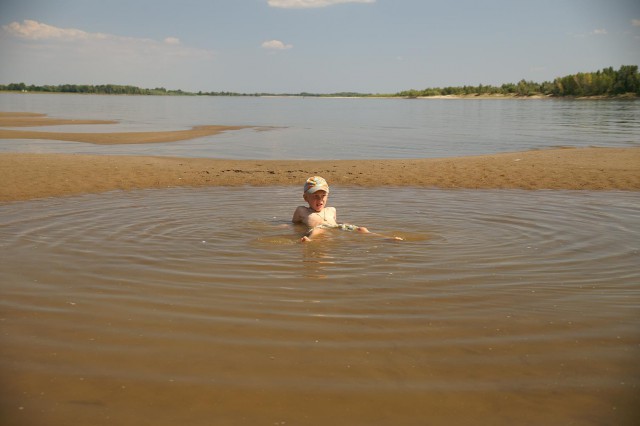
[304,190,328,212]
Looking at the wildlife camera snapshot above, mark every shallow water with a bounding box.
[1,94,639,159]
[1,187,639,425]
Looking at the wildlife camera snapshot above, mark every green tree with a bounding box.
[613,65,640,94]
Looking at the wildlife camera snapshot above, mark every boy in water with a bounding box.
[292,176,372,242]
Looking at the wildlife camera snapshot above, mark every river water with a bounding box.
[0,94,639,425]
[0,93,639,159]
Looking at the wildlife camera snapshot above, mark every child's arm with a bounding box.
[301,226,326,242]
[292,206,306,224]
[292,206,323,227]
[336,213,402,240]
[293,206,323,242]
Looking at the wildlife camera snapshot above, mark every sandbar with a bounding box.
[0,112,250,144]
[1,147,639,201]
[0,112,118,127]
[0,125,251,144]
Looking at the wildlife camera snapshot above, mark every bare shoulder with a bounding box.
[292,206,310,223]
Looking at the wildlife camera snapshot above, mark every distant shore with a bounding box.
[3,63,639,99]
[0,112,638,201]
[2,90,637,100]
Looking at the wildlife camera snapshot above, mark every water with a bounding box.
[1,94,639,424]
[1,93,638,159]
[1,187,639,425]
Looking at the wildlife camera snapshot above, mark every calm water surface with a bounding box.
[1,187,639,425]
[1,94,639,424]
[0,93,638,159]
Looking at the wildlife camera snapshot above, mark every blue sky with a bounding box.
[1,0,639,93]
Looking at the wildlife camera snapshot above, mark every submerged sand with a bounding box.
[0,112,251,144]
[0,112,639,201]
[0,111,118,127]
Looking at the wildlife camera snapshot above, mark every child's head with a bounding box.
[303,176,329,212]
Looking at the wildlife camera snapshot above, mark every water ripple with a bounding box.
[1,187,639,424]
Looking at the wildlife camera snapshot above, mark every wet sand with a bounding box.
[0,112,250,144]
[1,112,639,201]
[0,111,118,127]
[2,147,638,202]
[0,125,252,144]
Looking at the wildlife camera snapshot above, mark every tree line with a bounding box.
[396,65,639,98]
[1,65,638,98]
[0,83,191,96]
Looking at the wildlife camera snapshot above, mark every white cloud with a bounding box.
[3,19,98,41]
[2,20,212,59]
[569,28,610,38]
[267,0,375,9]
[262,39,293,50]
[0,19,217,90]
[164,37,181,45]
[632,19,640,27]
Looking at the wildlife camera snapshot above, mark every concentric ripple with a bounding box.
[1,187,639,425]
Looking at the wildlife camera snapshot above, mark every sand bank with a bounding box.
[0,112,251,144]
[0,125,252,144]
[1,147,639,201]
[0,111,118,127]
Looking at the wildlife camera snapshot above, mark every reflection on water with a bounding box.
[1,187,639,425]
[1,94,639,159]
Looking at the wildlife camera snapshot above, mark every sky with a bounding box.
[1,0,639,94]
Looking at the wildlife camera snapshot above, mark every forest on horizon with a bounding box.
[1,65,638,98]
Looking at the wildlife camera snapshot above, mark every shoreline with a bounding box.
[1,111,638,201]
[3,91,637,100]
[1,147,639,202]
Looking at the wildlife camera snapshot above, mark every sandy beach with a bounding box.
[2,148,639,202]
[1,112,639,201]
